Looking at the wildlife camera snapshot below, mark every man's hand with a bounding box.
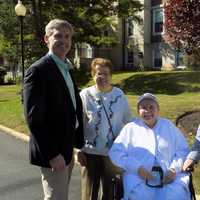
[138,166,153,181]
[162,168,176,184]
[182,158,195,171]
[76,151,87,166]
[49,154,66,171]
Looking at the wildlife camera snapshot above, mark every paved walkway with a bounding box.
[0,125,80,200]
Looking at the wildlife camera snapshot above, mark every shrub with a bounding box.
[5,75,15,85]
[16,75,22,85]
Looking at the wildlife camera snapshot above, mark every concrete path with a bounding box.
[0,126,81,200]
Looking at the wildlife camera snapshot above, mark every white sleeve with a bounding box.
[109,125,140,174]
[80,89,88,115]
[169,123,189,172]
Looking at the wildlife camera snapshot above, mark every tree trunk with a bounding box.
[30,0,44,48]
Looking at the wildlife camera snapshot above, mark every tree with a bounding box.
[0,0,21,80]
[0,0,143,67]
[34,0,142,45]
[164,0,200,53]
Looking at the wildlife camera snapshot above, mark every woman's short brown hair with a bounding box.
[90,58,113,77]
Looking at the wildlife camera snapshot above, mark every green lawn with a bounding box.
[0,85,28,133]
[1,70,200,193]
[75,70,200,121]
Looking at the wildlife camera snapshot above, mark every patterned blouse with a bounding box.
[80,85,132,156]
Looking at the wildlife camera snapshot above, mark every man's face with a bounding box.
[44,27,72,60]
[138,99,159,128]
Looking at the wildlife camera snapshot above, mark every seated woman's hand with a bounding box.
[162,168,176,184]
[138,166,154,181]
[182,158,195,172]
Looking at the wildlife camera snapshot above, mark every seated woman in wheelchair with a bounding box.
[109,93,191,200]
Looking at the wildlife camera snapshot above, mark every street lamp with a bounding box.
[15,0,26,81]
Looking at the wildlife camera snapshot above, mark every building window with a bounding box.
[152,8,163,35]
[104,30,109,37]
[128,50,134,64]
[128,19,134,36]
[0,57,3,65]
[175,51,184,66]
[153,49,162,68]
[78,43,93,58]
[86,45,93,58]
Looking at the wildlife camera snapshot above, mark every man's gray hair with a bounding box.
[45,19,74,36]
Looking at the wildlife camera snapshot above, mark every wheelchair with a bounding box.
[112,174,123,200]
[112,171,196,200]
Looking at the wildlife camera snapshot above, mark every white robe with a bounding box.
[109,117,190,200]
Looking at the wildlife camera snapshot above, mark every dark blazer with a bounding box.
[23,54,84,168]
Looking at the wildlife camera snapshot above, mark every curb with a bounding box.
[0,124,81,164]
[0,124,29,142]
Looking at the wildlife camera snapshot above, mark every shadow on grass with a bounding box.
[176,110,200,136]
[114,71,200,95]
[0,99,10,102]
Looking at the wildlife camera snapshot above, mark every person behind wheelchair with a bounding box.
[183,124,200,172]
[109,93,191,200]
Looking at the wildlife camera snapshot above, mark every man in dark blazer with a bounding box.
[23,19,83,200]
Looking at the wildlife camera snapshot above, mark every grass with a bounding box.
[75,70,200,121]
[1,70,200,193]
[0,85,28,133]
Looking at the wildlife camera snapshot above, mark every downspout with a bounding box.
[122,18,126,70]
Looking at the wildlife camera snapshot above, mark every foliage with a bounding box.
[33,0,143,45]
[164,0,200,54]
[185,49,200,70]
[0,1,20,66]
[5,74,15,84]
[0,0,143,68]
[0,66,7,75]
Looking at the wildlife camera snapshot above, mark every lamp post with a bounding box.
[15,0,26,81]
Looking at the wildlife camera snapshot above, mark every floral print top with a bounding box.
[80,85,132,155]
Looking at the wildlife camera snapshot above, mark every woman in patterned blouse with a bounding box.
[77,57,133,200]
